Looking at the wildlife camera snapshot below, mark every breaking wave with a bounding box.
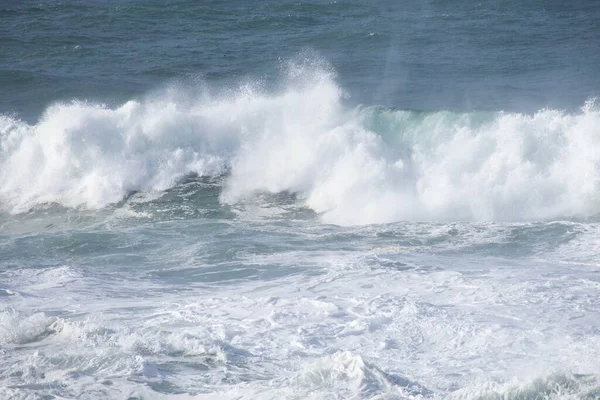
[1,61,599,225]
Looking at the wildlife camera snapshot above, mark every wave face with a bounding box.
[1,63,599,225]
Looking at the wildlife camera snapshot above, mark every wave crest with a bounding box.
[1,63,599,225]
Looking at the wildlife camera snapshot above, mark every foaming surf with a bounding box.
[1,60,600,225]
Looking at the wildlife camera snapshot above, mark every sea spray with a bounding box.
[1,65,599,224]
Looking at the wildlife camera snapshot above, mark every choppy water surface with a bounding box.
[1,0,600,399]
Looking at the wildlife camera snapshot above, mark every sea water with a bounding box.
[1,1,600,399]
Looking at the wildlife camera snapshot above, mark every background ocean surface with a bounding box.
[1,0,600,399]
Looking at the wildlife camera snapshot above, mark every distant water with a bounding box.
[1,1,600,399]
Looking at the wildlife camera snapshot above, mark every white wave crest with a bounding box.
[1,61,599,225]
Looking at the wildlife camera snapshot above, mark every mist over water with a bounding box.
[2,1,600,399]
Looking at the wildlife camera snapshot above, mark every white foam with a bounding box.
[447,372,600,400]
[0,311,57,346]
[226,99,600,225]
[0,98,233,213]
[1,63,600,225]
[1,247,599,398]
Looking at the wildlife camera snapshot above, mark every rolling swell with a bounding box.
[1,65,599,225]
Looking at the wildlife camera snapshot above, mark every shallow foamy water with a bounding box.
[2,194,600,398]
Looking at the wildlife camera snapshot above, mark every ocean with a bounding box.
[1,0,600,399]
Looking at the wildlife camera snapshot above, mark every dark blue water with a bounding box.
[2,0,599,122]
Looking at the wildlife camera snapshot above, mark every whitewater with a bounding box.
[2,65,600,224]
[1,59,600,399]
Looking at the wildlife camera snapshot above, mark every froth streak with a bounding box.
[0,69,599,225]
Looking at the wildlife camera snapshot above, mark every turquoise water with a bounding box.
[1,1,600,399]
